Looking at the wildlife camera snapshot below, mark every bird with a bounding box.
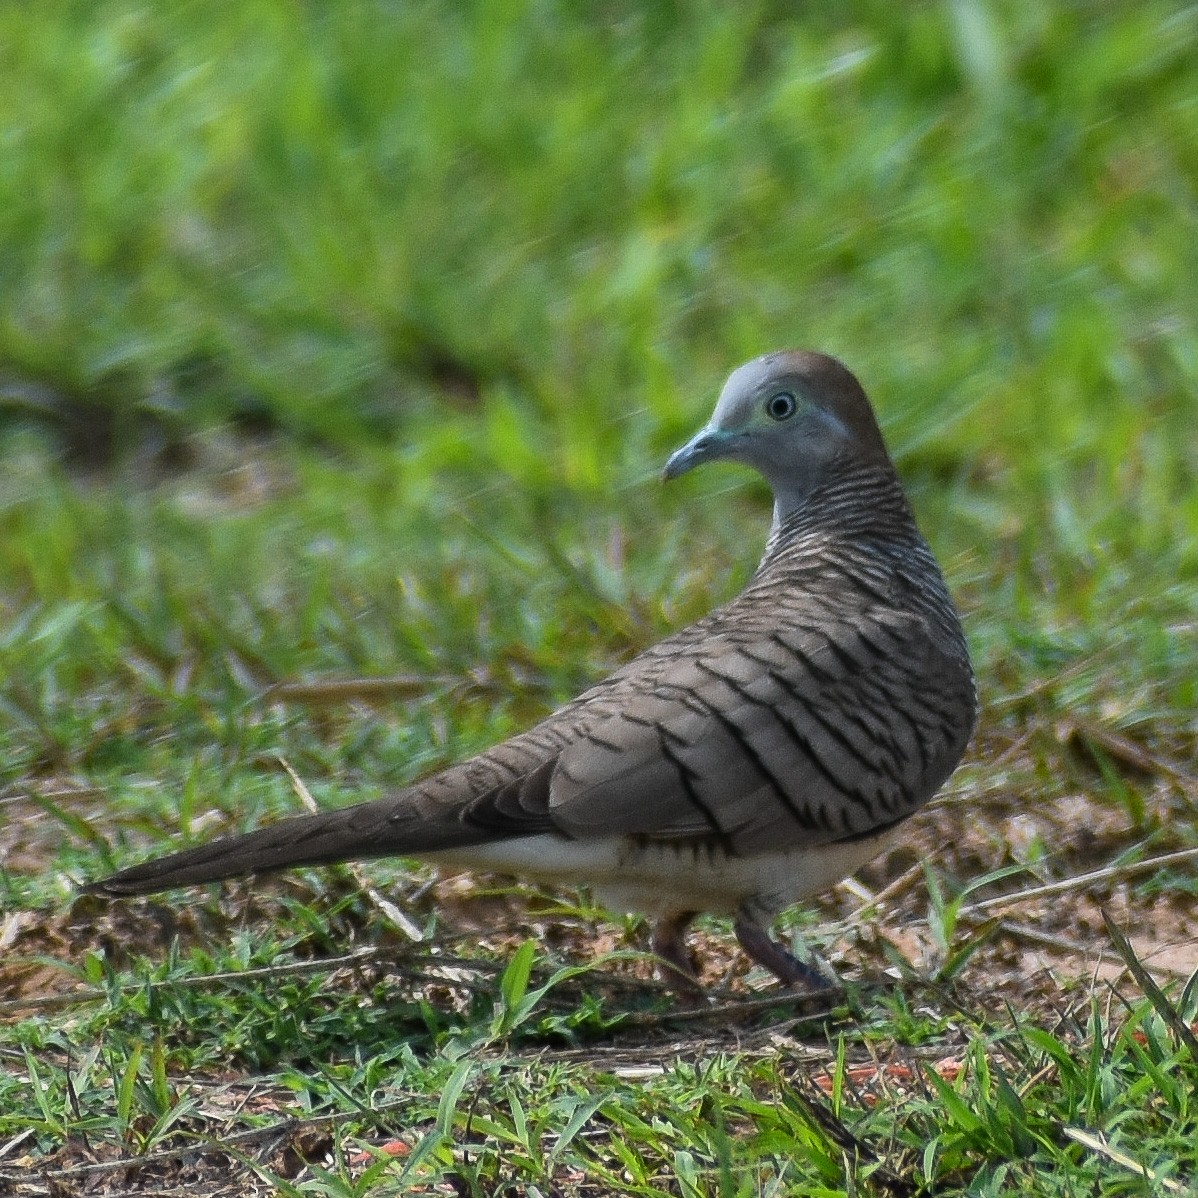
[85,351,976,992]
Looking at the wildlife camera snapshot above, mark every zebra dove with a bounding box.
[86,351,976,990]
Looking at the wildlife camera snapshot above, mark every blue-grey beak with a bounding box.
[662,427,740,481]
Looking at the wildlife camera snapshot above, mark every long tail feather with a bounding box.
[84,797,492,897]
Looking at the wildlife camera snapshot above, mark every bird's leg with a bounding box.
[733,913,835,992]
[651,910,705,997]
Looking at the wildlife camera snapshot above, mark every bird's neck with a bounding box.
[768,495,796,542]
[761,464,916,567]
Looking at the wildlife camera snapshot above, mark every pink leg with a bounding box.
[733,915,835,991]
[652,910,705,996]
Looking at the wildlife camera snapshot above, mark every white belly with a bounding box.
[424,832,891,920]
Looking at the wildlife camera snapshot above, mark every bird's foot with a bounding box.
[733,915,837,995]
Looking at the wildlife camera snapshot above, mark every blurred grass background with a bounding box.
[0,0,1194,877]
[1,0,1195,869]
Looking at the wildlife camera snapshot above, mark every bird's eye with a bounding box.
[765,391,797,421]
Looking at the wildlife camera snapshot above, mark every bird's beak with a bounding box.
[662,427,740,481]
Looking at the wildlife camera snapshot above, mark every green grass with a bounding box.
[2,0,1197,1193]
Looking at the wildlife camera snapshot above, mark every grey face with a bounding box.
[663,352,868,505]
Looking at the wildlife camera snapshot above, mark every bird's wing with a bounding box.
[542,609,974,856]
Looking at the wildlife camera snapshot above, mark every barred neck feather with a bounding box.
[757,462,969,660]
[760,464,918,561]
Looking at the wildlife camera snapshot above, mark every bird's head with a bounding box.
[663,351,892,513]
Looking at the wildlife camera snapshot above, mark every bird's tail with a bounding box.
[83,794,492,897]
